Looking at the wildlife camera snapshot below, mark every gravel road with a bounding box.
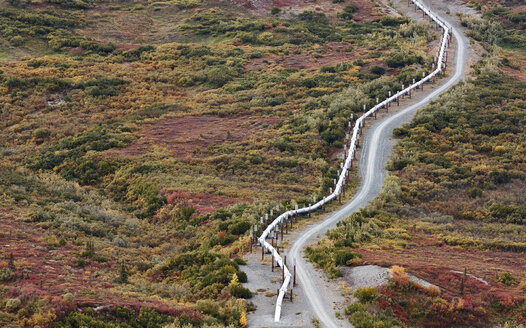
[247,0,470,326]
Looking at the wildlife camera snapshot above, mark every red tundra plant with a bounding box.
[459,295,474,311]
[51,295,76,315]
[6,284,44,301]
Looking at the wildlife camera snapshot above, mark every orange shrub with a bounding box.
[390,265,410,288]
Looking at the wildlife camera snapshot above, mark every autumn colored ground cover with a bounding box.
[307,40,526,328]
[307,2,526,324]
[0,0,441,325]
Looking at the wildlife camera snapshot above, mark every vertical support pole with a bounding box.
[272,255,274,272]
[261,244,264,260]
[291,288,293,302]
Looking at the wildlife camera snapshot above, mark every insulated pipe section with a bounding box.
[257,0,452,321]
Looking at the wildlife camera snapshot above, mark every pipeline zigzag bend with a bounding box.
[256,0,453,322]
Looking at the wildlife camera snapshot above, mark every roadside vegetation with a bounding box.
[308,1,526,326]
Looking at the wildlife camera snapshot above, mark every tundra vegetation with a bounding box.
[307,1,526,326]
[0,0,444,326]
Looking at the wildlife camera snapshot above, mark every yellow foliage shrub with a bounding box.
[240,310,247,327]
[426,285,441,297]
[493,145,506,154]
[472,164,490,175]
[390,265,410,288]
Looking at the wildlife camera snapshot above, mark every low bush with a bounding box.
[0,268,14,282]
[5,298,21,312]
[353,287,377,303]
[230,285,252,299]
[496,272,517,286]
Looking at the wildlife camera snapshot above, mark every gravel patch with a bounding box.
[343,265,437,289]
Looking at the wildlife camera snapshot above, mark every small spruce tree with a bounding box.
[119,261,128,284]
[8,253,15,271]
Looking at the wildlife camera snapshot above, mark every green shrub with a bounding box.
[230,284,252,298]
[206,66,234,88]
[496,272,517,286]
[5,298,21,312]
[229,220,251,235]
[177,205,195,221]
[345,302,365,315]
[333,250,361,266]
[237,271,248,283]
[489,170,510,185]
[468,187,483,198]
[196,299,220,316]
[0,268,14,282]
[354,287,377,303]
[338,4,358,20]
[233,257,246,266]
[370,65,386,75]
[385,52,423,68]
[392,127,410,137]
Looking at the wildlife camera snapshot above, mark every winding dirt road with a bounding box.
[286,1,470,327]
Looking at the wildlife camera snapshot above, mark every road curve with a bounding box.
[287,3,469,328]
